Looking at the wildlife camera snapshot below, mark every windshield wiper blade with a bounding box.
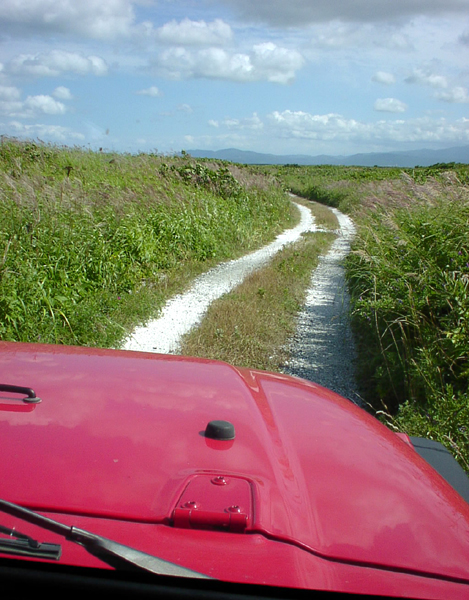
[0,499,210,579]
[0,524,61,560]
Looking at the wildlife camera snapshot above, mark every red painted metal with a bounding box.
[0,341,468,598]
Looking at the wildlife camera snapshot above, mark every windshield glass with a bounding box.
[1,1,469,597]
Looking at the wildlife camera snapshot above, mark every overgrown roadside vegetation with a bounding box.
[0,138,295,347]
[181,199,338,371]
[270,163,469,470]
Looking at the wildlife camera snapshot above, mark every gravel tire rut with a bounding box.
[282,208,361,405]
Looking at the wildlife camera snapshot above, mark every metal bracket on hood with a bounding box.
[171,475,252,533]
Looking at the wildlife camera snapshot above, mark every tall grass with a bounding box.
[345,174,469,468]
[0,139,294,347]
[266,162,469,213]
[270,163,469,469]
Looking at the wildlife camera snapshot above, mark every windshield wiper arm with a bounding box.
[0,499,210,579]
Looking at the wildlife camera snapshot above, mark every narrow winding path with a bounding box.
[123,203,316,353]
[122,201,360,404]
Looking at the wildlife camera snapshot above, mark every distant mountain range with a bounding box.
[186,145,469,168]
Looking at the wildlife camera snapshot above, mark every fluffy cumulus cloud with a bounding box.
[268,111,362,140]
[0,85,21,102]
[0,85,22,117]
[374,98,407,113]
[219,0,469,26]
[372,71,396,85]
[209,113,263,130]
[8,51,108,77]
[52,86,73,100]
[258,110,469,146]
[0,85,67,118]
[0,0,135,40]
[23,94,66,115]
[5,120,85,141]
[155,18,233,46]
[136,86,162,97]
[155,43,304,84]
[436,87,469,103]
[405,68,448,88]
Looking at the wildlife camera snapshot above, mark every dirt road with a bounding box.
[123,200,360,404]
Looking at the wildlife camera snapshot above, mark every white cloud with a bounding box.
[157,47,252,81]
[218,113,263,130]
[263,110,469,146]
[87,55,108,76]
[155,43,304,84]
[0,85,23,116]
[374,32,414,51]
[156,18,233,46]
[219,0,469,26]
[251,43,304,84]
[0,0,135,40]
[374,98,407,113]
[52,86,73,100]
[9,51,108,77]
[177,104,193,113]
[24,95,66,116]
[268,111,361,140]
[0,85,21,101]
[6,120,85,141]
[405,68,448,88]
[307,21,415,53]
[0,89,66,118]
[372,71,396,85]
[136,86,162,97]
[436,86,469,103]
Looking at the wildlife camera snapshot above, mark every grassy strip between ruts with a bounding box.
[180,201,338,372]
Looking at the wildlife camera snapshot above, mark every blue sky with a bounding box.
[1,0,469,156]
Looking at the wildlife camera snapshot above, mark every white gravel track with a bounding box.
[122,203,317,354]
[282,208,361,405]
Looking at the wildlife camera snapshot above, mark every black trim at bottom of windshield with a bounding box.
[0,559,363,600]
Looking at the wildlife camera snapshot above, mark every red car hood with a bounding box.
[0,342,468,586]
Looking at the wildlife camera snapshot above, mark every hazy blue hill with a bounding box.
[187,145,469,167]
